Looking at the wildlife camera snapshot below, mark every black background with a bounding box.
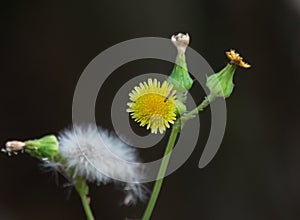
[1,0,300,219]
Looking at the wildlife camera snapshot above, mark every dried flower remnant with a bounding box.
[226,49,251,68]
[2,141,26,155]
[171,33,190,55]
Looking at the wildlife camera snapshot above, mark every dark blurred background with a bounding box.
[1,0,299,219]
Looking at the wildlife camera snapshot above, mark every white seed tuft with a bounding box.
[58,124,148,204]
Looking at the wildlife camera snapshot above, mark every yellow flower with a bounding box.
[226,49,251,68]
[127,78,177,134]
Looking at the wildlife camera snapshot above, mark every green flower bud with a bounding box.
[168,54,193,93]
[206,49,251,98]
[25,135,60,160]
[206,64,236,98]
[167,33,193,98]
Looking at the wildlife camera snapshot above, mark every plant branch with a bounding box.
[142,123,180,220]
[181,94,216,123]
[75,178,95,220]
[142,94,217,220]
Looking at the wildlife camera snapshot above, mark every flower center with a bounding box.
[134,93,175,118]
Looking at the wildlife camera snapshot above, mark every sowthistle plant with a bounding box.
[2,33,250,220]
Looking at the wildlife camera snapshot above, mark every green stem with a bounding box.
[142,94,216,220]
[181,94,216,122]
[75,178,95,220]
[142,124,180,220]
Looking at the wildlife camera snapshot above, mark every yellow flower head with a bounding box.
[226,49,251,68]
[127,78,177,134]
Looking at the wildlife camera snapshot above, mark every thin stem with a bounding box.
[142,94,217,220]
[75,179,95,220]
[142,124,180,220]
[181,94,216,123]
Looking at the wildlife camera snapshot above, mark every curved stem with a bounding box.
[181,94,216,122]
[142,124,180,220]
[75,179,95,220]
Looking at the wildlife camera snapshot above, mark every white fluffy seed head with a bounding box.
[58,124,148,204]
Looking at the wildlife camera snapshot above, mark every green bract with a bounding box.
[206,64,236,98]
[174,99,187,116]
[25,135,60,159]
[168,54,193,95]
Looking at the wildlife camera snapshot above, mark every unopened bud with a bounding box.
[168,33,193,103]
[25,135,59,159]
